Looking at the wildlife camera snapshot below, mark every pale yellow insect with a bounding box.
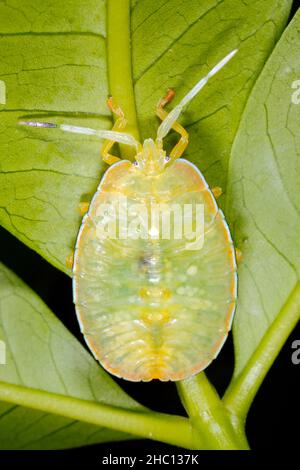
[20,50,239,381]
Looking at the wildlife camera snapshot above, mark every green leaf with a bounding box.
[0,261,142,449]
[0,0,292,272]
[223,9,300,416]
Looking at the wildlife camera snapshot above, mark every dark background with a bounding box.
[0,1,299,458]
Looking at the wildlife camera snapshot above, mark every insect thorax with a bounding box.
[135,138,167,175]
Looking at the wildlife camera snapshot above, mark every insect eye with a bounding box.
[133,161,139,167]
[164,156,171,162]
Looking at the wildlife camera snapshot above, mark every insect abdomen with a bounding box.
[73,160,237,381]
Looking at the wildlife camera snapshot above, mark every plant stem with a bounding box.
[0,381,203,449]
[177,374,249,449]
[107,0,140,157]
[223,281,300,423]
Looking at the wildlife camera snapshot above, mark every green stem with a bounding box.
[0,381,201,449]
[107,0,140,157]
[223,281,300,423]
[177,374,249,449]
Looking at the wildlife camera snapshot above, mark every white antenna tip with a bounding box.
[227,48,238,60]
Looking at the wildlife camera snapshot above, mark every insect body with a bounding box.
[20,50,238,381]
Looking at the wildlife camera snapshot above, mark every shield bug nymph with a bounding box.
[20,49,239,381]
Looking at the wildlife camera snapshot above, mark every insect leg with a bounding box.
[66,251,74,270]
[156,90,189,161]
[101,97,127,165]
[78,201,89,216]
[235,248,242,264]
[212,187,222,199]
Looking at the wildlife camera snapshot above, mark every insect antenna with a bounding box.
[18,121,140,150]
[157,49,238,142]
